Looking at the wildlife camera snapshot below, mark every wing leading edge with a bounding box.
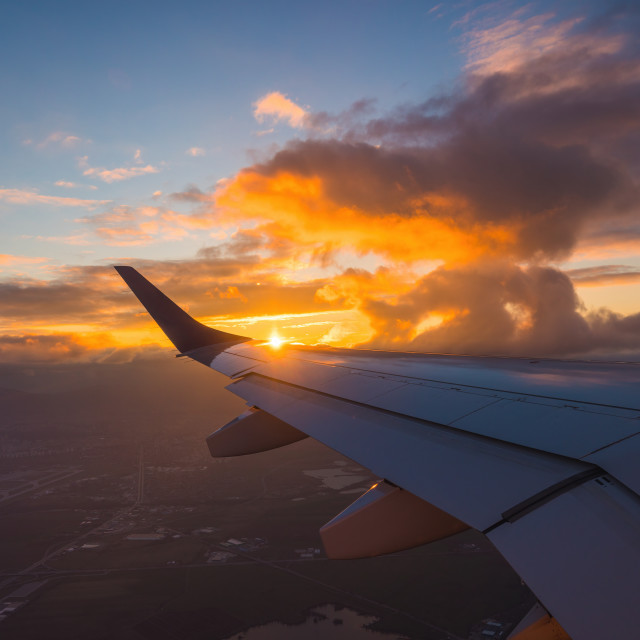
[115,267,640,640]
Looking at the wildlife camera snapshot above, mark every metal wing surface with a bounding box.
[116,266,640,640]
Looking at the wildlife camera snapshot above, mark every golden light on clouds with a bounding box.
[215,170,517,264]
[253,91,308,129]
[3,8,640,364]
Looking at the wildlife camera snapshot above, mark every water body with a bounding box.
[224,604,409,639]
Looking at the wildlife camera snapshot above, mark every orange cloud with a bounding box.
[209,285,248,303]
[76,205,202,245]
[215,168,516,264]
[0,255,47,266]
[253,91,308,128]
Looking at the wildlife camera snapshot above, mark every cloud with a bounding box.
[168,185,212,203]
[28,233,92,246]
[254,128,274,137]
[201,6,640,355]
[566,265,640,287]
[186,147,205,157]
[80,155,161,183]
[33,131,86,149]
[0,334,97,364]
[0,233,346,362]
[77,205,184,246]
[253,91,309,128]
[0,188,109,208]
[0,255,47,267]
[82,164,160,183]
[210,7,640,268]
[3,6,640,362]
[358,262,640,357]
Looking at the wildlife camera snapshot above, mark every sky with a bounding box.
[1,0,640,366]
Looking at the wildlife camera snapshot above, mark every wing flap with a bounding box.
[488,474,640,640]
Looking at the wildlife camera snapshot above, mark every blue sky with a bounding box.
[1,0,479,266]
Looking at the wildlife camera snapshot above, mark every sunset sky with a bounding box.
[2,0,640,365]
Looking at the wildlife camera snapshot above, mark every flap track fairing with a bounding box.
[207,407,307,457]
[320,480,469,559]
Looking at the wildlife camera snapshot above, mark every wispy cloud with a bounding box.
[26,233,92,245]
[0,188,109,208]
[0,254,47,266]
[79,154,161,183]
[186,147,205,157]
[76,205,202,246]
[55,180,98,190]
[253,91,309,128]
[566,265,640,287]
[25,131,88,149]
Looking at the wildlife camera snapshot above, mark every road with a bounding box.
[136,444,144,505]
[0,470,81,504]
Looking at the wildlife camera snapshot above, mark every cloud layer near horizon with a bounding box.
[3,7,640,363]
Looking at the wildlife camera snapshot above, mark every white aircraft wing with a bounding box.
[115,266,640,640]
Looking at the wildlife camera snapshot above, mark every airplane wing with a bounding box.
[115,266,640,640]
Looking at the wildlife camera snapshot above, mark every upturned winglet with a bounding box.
[114,266,251,355]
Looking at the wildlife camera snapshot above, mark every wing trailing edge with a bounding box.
[114,266,251,355]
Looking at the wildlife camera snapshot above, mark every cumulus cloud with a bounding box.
[355,262,640,357]
[186,147,205,157]
[253,91,309,128]
[206,6,640,355]
[212,10,640,265]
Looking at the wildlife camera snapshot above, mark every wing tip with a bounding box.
[115,265,251,354]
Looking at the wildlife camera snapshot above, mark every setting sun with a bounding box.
[268,332,285,349]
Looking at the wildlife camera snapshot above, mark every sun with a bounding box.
[268,332,285,349]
